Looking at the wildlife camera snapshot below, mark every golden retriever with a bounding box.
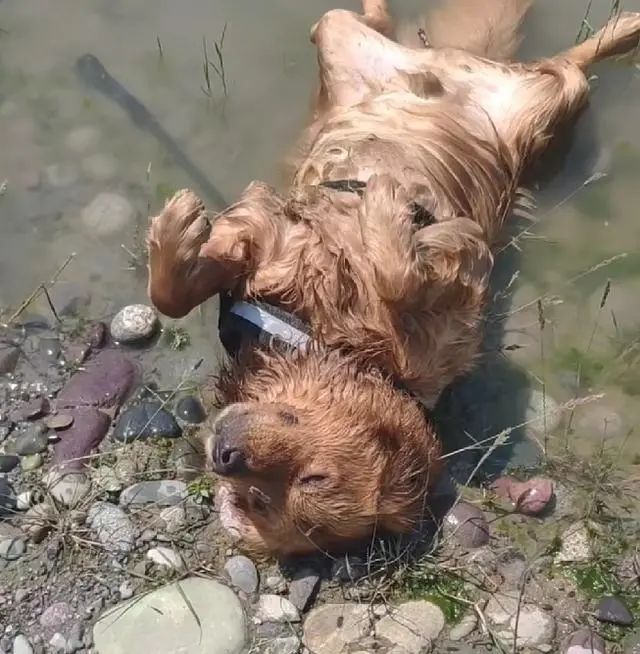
[147,0,640,556]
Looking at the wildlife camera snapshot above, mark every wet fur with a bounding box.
[147,1,640,555]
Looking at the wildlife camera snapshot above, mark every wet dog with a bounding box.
[147,0,640,555]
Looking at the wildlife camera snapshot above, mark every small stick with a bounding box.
[156,35,164,59]
[4,253,76,326]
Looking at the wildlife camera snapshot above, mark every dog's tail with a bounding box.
[397,0,533,61]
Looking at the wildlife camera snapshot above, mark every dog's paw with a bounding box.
[215,484,265,548]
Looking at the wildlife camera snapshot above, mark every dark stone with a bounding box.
[86,322,107,349]
[13,424,49,455]
[52,407,111,471]
[10,396,49,422]
[0,454,19,473]
[444,501,490,548]
[0,345,20,375]
[57,350,136,409]
[175,396,206,424]
[113,402,181,443]
[0,477,16,515]
[38,337,61,363]
[597,595,634,626]
[289,568,321,612]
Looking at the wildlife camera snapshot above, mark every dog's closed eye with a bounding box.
[278,410,299,425]
[298,474,330,487]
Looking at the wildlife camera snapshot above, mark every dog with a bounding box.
[147,0,640,556]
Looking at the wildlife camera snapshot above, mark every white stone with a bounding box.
[376,601,445,652]
[48,633,67,653]
[93,577,246,654]
[15,491,33,511]
[556,522,592,563]
[12,634,34,654]
[159,505,187,534]
[448,612,478,641]
[255,595,300,623]
[81,192,135,236]
[486,594,555,648]
[43,470,90,507]
[146,546,184,571]
[66,126,101,153]
[110,304,158,343]
[524,389,562,435]
[303,604,372,654]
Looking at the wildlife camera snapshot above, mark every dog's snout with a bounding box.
[210,408,253,476]
[213,439,247,475]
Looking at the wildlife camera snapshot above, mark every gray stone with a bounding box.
[146,546,184,571]
[303,604,372,654]
[112,402,181,443]
[0,478,16,515]
[110,305,158,344]
[224,555,259,594]
[255,595,300,623]
[264,573,287,593]
[120,480,187,507]
[175,396,207,424]
[444,502,490,548]
[82,153,117,182]
[597,596,633,626]
[22,503,55,543]
[81,193,135,236]
[48,633,66,653]
[264,637,300,654]
[376,601,445,653]
[0,345,20,374]
[12,635,34,654]
[0,454,19,473]
[40,602,73,628]
[44,470,91,507]
[159,505,187,533]
[0,537,25,561]
[555,522,592,563]
[449,613,478,641]
[118,581,134,600]
[485,593,555,648]
[288,569,321,612]
[65,126,100,153]
[13,425,49,455]
[87,502,135,554]
[20,453,43,471]
[565,628,606,654]
[93,577,246,654]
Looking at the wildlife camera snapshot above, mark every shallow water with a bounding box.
[1,0,640,474]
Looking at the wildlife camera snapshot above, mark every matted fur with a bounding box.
[147,1,640,556]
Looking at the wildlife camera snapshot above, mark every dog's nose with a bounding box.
[212,437,247,475]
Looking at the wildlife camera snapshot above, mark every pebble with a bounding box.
[175,396,207,424]
[597,596,634,626]
[565,628,606,654]
[303,604,372,654]
[146,546,184,571]
[44,470,91,507]
[22,503,55,543]
[118,581,134,600]
[444,502,490,548]
[82,153,118,181]
[255,595,301,623]
[0,537,25,561]
[45,415,74,430]
[65,126,100,153]
[10,397,49,422]
[39,337,61,364]
[485,593,556,648]
[87,502,135,554]
[0,345,20,374]
[0,478,16,515]
[449,613,478,641]
[51,407,111,470]
[93,466,124,493]
[555,522,592,563]
[44,163,79,188]
[93,577,246,654]
[159,505,187,533]
[120,480,187,507]
[264,573,288,594]
[41,602,73,628]
[112,401,181,442]
[20,453,43,471]
[491,476,554,515]
[376,601,445,652]
[13,425,49,455]
[48,633,66,653]
[81,192,135,237]
[263,637,300,654]
[524,389,562,434]
[289,569,321,612]
[65,623,84,653]
[0,454,19,473]
[110,305,158,344]
[12,635,34,654]
[224,555,259,594]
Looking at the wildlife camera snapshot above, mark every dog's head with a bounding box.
[206,349,442,557]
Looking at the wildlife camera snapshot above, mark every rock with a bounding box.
[525,389,562,435]
[10,397,49,422]
[444,502,490,548]
[263,636,300,654]
[110,305,158,344]
[81,192,135,236]
[16,491,33,510]
[120,480,187,507]
[0,536,25,561]
[39,337,61,364]
[87,502,135,554]
[146,546,184,571]
[0,478,16,515]
[224,555,259,594]
[264,573,288,593]
[0,345,20,374]
[12,635,34,654]
[112,402,181,443]
[13,425,49,455]
[44,470,90,507]
[485,594,556,648]
[93,577,246,654]
[289,569,321,612]
[20,453,43,471]
[175,396,206,424]
[255,595,300,623]
[556,522,591,563]
[22,503,55,543]
[65,126,100,153]
[0,454,19,472]
[57,350,136,409]
[51,407,111,471]
[118,581,134,600]
[82,153,118,181]
[597,596,634,626]
[491,476,554,515]
[376,601,445,653]
[65,623,84,653]
[564,628,606,654]
[449,613,478,641]
[45,414,74,430]
[44,163,79,188]
[41,602,73,628]
[303,604,372,654]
